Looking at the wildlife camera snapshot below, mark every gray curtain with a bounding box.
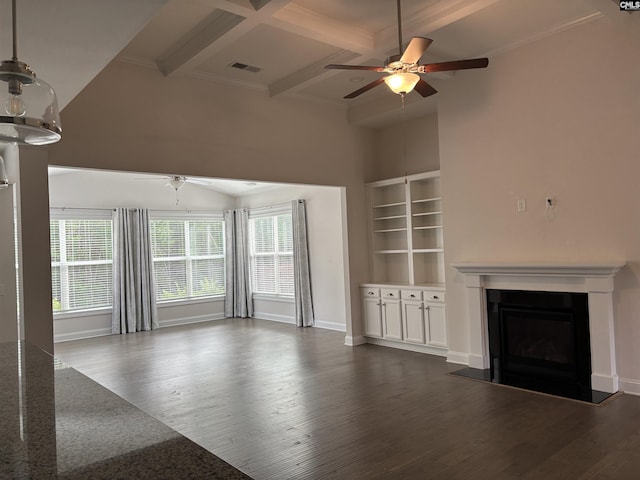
[224,209,253,318]
[112,208,158,334]
[292,199,314,327]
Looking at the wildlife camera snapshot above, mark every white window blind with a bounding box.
[50,216,113,313]
[249,211,294,296]
[150,217,225,301]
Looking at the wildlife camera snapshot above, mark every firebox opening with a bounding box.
[487,289,598,402]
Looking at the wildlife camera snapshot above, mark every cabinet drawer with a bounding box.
[424,291,445,303]
[401,289,422,301]
[381,288,400,299]
[362,287,380,298]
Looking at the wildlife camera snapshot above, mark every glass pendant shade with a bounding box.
[384,72,420,95]
[0,60,62,145]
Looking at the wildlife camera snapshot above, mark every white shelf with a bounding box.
[374,228,408,233]
[367,170,445,286]
[373,202,406,208]
[412,212,442,217]
[374,215,407,221]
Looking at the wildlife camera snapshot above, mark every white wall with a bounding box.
[370,113,440,182]
[237,184,348,331]
[48,169,236,342]
[437,18,640,391]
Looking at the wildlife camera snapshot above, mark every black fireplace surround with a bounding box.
[486,289,593,401]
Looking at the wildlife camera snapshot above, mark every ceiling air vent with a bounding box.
[229,62,262,73]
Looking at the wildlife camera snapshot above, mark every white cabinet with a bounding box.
[425,301,447,347]
[363,171,446,356]
[362,287,382,337]
[382,298,402,340]
[361,285,447,355]
[402,300,426,344]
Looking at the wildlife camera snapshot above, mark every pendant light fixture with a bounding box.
[0,0,62,145]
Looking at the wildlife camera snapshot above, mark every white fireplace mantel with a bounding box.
[451,262,625,393]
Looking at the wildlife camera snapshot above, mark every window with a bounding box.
[249,211,294,296]
[150,216,225,302]
[50,214,113,313]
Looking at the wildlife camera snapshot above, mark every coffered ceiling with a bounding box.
[115,0,617,126]
[0,0,628,128]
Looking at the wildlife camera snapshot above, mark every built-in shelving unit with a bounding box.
[367,171,444,286]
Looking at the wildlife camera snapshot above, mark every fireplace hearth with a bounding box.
[486,289,594,401]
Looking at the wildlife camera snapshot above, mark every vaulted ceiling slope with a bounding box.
[0,0,168,109]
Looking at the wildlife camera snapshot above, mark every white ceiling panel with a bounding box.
[194,24,340,84]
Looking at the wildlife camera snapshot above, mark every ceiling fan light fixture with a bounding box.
[167,176,187,191]
[0,0,62,146]
[384,72,420,95]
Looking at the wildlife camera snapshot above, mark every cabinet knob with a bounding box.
[410,294,415,298]
[368,291,374,295]
[433,296,439,300]
[389,293,394,297]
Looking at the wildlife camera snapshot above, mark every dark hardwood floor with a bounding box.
[55,319,640,479]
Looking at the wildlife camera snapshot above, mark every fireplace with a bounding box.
[487,289,592,400]
[451,262,624,401]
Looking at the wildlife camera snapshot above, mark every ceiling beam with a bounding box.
[270,3,374,53]
[157,0,292,77]
[269,0,501,97]
[268,50,360,97]
[374,0,503,48]
[156,9,246,76]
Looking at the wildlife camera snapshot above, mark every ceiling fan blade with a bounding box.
[421,57,489,73]
[344,77,386,99]
[187,178,211,186]
[400,37,433,64]
[325,64,386,72]
[413,79,438,98]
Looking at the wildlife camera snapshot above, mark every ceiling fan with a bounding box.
[324,0,489,99]
[135,175,211,205]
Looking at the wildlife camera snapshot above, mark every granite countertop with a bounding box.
[0,341,252,479]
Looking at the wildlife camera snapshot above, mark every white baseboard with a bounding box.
[253,312,295,324]
[446,351,470,365]
[619,378,640,396]
[314,320,346,332]
[365,337,448,357]
[344,335,366,346]
[54,327,112,343]
[158,313,225,329]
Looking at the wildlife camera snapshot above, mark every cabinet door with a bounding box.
[382,299,403,341]
[402,301,425,344]
[426,302,447,347]
[363,297,382,337]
